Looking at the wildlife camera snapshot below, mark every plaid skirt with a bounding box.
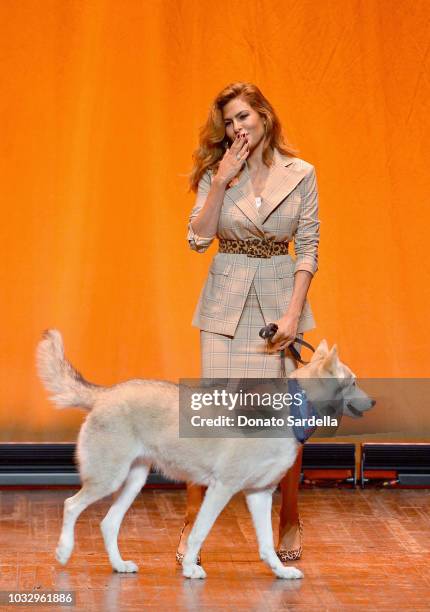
[200,281,303,378]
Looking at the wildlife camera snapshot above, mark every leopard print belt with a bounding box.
[218,238,289,258]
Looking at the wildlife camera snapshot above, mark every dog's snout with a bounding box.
[371,399,376,407]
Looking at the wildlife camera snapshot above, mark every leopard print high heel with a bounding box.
[176,522,201,566]
[276,516,303,562]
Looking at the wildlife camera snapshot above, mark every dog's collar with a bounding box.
[287,378,319,444]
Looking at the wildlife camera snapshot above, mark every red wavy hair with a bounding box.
[189,82,298,192]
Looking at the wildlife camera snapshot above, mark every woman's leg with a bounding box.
[277,335,304,554]
[185,483,205,525]
[277,445,303,551]
[177,483,205,557]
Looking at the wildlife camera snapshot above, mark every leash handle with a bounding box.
[258,324,316,366]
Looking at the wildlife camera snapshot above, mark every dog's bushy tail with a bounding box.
[36,329,99,410]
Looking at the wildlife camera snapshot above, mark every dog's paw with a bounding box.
[113,560,139,573]
[274,566,304,580]
[56,543,72,565]
[182,563,207,579]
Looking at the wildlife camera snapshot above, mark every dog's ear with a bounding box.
[321,345,339,375]
[311,339,329,361]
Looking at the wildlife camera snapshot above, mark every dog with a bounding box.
[36,330,374,580]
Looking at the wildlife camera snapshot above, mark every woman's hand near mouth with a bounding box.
[215,132,250,186]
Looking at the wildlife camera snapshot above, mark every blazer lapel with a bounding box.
[225,175,265,235]
[257,150,308,224]
[225,149,307,233]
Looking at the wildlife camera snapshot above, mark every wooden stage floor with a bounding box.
[1,487,429,611]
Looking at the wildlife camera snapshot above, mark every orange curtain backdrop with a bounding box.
[1,0,429,440]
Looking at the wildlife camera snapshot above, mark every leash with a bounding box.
[286,336,316,364]
[259,324,319,443]
[258,323,316,375]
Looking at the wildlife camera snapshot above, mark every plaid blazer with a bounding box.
[187,149,320,337]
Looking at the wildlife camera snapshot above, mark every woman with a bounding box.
[178,82,319,564]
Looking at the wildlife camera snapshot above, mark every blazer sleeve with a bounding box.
[187,170,216,253]
[293,165,320,276]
